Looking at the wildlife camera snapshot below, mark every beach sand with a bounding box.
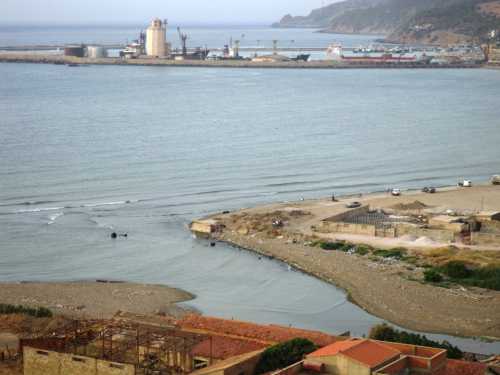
[0,281,195,319]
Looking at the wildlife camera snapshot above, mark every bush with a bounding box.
[255,338,317,374]
[320,241,346,251]
[0,303,53,318]
[424,269,443,283]
[369,324,463,359]
[373,248,406,259]
[355,245,371,256]
[442,261,471,279]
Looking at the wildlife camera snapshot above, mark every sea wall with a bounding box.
[0,53,483,70]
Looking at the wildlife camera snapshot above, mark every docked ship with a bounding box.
[326,44,429,64]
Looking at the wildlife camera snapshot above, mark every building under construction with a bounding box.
[22,319,213,375]
[20,312,346,375]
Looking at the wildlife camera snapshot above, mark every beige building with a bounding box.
[146,19,168,57]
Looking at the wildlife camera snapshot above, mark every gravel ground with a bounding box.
[0,281,195,319]
[207,185,500,339]
[218,232,500,339]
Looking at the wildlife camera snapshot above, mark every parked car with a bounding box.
[458,180,472,187]
[346,201,362,209]
[423,187,436,193]
[491,175,500,185]
[391,188,401,196]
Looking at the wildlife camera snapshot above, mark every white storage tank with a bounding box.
[87,46,108,59]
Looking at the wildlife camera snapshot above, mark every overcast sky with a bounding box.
[2,0,335,25]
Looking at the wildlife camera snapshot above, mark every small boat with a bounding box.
[67,63,80,67]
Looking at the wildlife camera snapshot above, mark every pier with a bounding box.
[0,52,483,69]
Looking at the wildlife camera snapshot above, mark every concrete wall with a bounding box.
[24,347,61,375]
[60,353,95,375]
[337,354,371,375]
[374,356,408,375]
[97,360,135,375]
[471,232,500,246]
[480,220,500,233]
[23,347,135,375]
[320,221,377,236]
[395,224,455,242]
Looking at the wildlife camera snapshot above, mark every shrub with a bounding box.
[369,324,463,359]
[355,245,371,256]
[373,248,406,259]
[424,269,443,283]
[320,241,346,251]
[255,338,317,374]
[0,303,53,318]
[442,261,471,279]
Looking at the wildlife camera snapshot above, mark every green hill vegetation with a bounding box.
[273,0,500,45]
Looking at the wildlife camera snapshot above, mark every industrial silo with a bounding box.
[64,45,86,57]
[87,46,108,59]
[146,19,167,57]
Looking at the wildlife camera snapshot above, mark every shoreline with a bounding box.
[0,281,196,319]
[0,53,483,70]
[200,184,500,340]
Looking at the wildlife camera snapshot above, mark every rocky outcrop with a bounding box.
[273,0,500,45]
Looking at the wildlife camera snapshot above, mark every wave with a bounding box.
[80,199,139,208]
[0,200,57,208]
[47,212,64,225]
[16,206,64,213]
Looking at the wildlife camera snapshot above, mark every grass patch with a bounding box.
[424,269,443,283]
[0,303,53,318]
[354,245,371,256]
[424,261,500,291]
[373,248,406,259]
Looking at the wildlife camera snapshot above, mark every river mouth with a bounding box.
[1,63,500,354]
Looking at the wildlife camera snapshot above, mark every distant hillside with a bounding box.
[273,0,500,45]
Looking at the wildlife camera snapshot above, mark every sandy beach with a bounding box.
[0,281,195,319]
[204,185,500,339]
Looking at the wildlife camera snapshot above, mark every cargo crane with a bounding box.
[177,27,188,56]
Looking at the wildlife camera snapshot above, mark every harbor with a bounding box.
[0,18,497,68]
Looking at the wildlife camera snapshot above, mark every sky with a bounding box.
[1,0,335,25]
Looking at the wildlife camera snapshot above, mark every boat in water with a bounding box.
[326,44,429,64]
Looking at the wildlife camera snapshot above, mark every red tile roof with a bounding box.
[308,339,362,357]
[443,359,487,375]
[191,335,268,360]
[308,339,401,369]
[179,315,342,347]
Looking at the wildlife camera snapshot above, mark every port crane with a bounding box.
[177,27,188,56]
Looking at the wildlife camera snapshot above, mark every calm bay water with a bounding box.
[1,26,500,353]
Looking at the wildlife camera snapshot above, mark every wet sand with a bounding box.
[205,185,500,339]
[0,281,195,319]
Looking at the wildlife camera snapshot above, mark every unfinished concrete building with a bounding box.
[22,319,213,375]
[318,204,500,246]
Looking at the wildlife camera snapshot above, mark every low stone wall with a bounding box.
[320,222,376,236]
[471,232,500,246]
[23,347,135,375]
[395,224,456,243]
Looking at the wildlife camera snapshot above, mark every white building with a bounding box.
[146,19,168,57]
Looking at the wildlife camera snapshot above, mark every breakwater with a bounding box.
[0,53,482,69]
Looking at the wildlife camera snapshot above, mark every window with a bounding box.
[193,358,209,369]
[72,357,86,362]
